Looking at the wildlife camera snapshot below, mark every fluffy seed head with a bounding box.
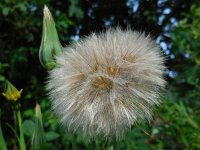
[47,28,166,138]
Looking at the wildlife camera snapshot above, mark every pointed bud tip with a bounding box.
[43,5,51,19]
[43,5,49,13]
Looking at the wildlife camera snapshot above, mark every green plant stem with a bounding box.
[12,106,17,149]
[72,140,78,150]
[113,138,119,150]
[16,109,26,150]
[0,123,7,150]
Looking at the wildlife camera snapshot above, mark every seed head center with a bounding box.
[107,67,120,76]
[93,76,113,89]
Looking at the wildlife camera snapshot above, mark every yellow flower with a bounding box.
[2,80,23,101]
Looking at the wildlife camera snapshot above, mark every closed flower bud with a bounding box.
[39,6,62,70]
[2,80,23,102]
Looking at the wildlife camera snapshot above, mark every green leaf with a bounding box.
[16,3,27,13]
[6,123,20,147]
[69,0,79,5]
[74,7,84,19]
[45,132,60,142]
[0,75,5,81]
[0,123,7,150]
[2,7,10,16]
[22,120,35,137]
[68,0,84,19]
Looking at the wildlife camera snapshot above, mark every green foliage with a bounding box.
[163,4,200,149]
[22,120,35,137]
[0,63,8,82]
[0,1,77,147]
[151,100,200,149]
[45,131,60,142]
[170,5,200,105]
[0,0,76,94]
[0,122,7,150]
[68,0,84,20]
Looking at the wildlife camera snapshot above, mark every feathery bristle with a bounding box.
[47,28,166,138]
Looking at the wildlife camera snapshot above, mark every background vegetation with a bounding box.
[0,0,200,149]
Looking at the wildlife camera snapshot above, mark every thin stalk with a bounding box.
[0,123,7,150]
[12,106,17,149]
[72,140,78,150]
[112,138,119,150]
[16,110,26,150]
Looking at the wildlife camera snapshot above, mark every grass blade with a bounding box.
[0,122,7,150]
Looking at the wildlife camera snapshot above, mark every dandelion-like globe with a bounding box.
[47,28,166,138]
